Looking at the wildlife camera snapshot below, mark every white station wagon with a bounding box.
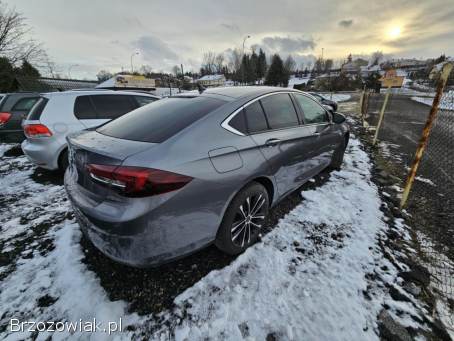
[22,90,159,171]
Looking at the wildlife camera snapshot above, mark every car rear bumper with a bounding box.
[21,139,60,170]
[64,168,228,267]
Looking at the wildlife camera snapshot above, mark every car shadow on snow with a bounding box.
[30,168,63,186]
[80,170,333,316]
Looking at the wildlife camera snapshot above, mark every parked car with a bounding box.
[0,92,40,142]
[65,86,349,267]
[308,92,338,112]
[22,90,159,171]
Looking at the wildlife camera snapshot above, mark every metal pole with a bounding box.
[373,85,391,145]
[359,88,364,120]
[130,52,139,73]
[400,62,453,209]
[242,35,250,85]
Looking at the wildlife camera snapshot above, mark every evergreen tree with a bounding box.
[0,57,16,92]
[249,50,258,84]
[17,60,40,78]
[365,72,382,93]
[239,54,251,84]
[265,54,286,86]
[257,49,267,82]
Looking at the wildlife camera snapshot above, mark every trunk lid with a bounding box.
[67,130,156,198]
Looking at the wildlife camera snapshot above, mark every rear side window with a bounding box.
[27,98,49,120]
[98,96,225,143]
[0,95,8,110]
[134,95,157,107]
[294,94,329,124]
[244,101,268,133]
[74,96,97,119]
[91,95,135,119]
[228,110,247,134]
[260,94,299,129]
[12,97,39,111]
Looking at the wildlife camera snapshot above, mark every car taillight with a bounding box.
[0,112,11,126]
[86,164,193,197]
[24,124,53,138]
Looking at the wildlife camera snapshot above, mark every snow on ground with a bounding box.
[320,93,352,102]
[379,141,404,163]
[0,150,143,340]
[411,90,454,111]
[0,136,425,340]
[151,137,420,340]
[287,76,310,89]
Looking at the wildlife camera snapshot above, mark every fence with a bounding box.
[361,73,454,329]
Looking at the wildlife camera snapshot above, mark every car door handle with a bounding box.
[312,132,321,137]
[265,138,281,146]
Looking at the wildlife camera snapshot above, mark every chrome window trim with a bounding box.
[221,91,300,136]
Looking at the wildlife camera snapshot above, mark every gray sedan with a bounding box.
[65,86,349,267]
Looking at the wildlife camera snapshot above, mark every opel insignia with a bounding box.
[64,86,349,267]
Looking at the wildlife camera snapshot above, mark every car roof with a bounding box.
[41,90,159,98]
[202,86,300,100]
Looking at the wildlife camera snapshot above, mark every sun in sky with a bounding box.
[387,26,402,39]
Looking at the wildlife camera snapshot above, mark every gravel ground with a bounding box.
[364,93,454,257]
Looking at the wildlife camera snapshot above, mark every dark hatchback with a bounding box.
[0,92,40,142]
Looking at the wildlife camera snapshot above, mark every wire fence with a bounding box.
[363,85,454,329]
[406,90,454,328]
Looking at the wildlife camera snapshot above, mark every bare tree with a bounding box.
[139,64,152,76]
[172,65,180,76]
[96,70,113,82]
[284,55,296,74]
[227,48,242,74]
[214,53,225,74]
[369,51,384,67]
[0,1,46,65]
[202,51,216,74]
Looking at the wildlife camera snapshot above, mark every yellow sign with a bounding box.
[114,75,155,88]
[380,69,404,88]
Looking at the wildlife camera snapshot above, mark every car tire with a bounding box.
[58,149,69,173]
[215,182,269,255]
[329,138,347,170]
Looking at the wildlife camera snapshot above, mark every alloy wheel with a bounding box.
[231,194,267,247]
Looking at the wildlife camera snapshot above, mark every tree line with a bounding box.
[199,48,301,87]
[0,1,48,92]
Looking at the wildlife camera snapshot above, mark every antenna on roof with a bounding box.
[196,82,206,94]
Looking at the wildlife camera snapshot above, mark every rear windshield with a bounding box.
[12,97,39,111]
[97,96,225,143]
[27,97,49,120]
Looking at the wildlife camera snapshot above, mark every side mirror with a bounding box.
[322,104,334,123]
[322,104,334,114]
[332,112,346,124]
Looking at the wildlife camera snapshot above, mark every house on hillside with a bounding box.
[197,74,226,87]
[341,54,359,76]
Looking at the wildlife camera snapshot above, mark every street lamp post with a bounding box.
[68,64,79,79]
[242,35,251,85]
[130,51,139,73]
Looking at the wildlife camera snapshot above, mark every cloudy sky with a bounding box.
[8,0,454,79]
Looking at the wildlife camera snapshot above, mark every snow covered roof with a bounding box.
[198,74,225,81]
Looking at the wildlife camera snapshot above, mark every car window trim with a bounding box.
[221,91,306,136]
